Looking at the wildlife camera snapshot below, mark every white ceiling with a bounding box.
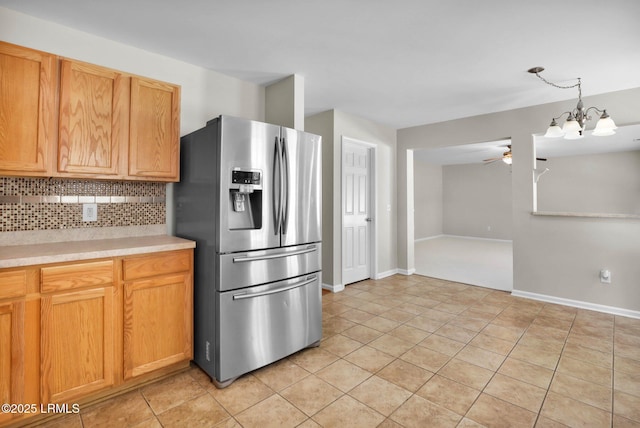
[2,0,640,130]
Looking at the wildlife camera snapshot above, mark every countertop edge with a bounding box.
[0,235,196,269]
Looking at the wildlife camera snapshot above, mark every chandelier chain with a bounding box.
[533,72,581,90]
[534,72,583,102]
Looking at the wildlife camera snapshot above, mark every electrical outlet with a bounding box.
[599,269,611,284]
[83,203,98,222]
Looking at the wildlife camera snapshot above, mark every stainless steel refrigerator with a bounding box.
[174,115,322,387]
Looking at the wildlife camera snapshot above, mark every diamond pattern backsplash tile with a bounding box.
[0,177,166,232]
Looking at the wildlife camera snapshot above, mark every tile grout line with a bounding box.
[529,307,575,428]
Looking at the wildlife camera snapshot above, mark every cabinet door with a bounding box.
[58,60,128,176]
[0,42,57,175]
[41,287,114,404]
[128,76,180,181]
[0,300,25,424]
[123,273,192,379]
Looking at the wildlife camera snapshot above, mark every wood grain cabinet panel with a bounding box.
[41,286,114,404]
[58,60,128,176]
[0,42,57,176]
[129,77,180,181]
[0,270,27,300]
[122,250,193,380]
[0,300,25,424]
[122,250,191,281]
[41,259,113,293]
[123,272,192,379]
[0,268,39,426]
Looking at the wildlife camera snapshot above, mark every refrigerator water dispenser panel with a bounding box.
[232,170,261,185]
[228,169,262,230]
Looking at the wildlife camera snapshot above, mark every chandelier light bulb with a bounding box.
[544,118,564,138]
[562,115,582,138]
[592,110,617,136]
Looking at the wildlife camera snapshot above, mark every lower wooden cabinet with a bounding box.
[122,250,193,380]
[0,267,38,426]
[0,300,25,425]
[123,272,193,379]
[0,248,193,426]
[40,286,115,404]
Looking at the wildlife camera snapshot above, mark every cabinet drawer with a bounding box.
[123,250,191,281]
[41,260,113,293]
[0,270,27,300]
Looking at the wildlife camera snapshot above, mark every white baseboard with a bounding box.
[512,289,640,320]
[322,283,345,293]
[323,269,419,292]
[442,234,513,244]
[374,269,398,279]
[414,234,444,243]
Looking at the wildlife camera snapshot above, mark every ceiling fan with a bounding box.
[483,145,547,165]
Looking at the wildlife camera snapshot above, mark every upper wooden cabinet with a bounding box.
[0,42,57,176]
[129,77,180,181]
[58,59,128,176]
[0,41,181,181]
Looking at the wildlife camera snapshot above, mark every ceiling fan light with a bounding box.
[592,110,617,136]
[544,118,564,138]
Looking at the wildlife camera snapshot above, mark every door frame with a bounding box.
[341,136,377,287]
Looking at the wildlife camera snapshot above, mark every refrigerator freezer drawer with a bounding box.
[218,243,321,291]
[215,273,322,385]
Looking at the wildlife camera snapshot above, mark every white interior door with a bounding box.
[342,140,371,285]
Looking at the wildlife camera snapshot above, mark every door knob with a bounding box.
[365,218,373,222]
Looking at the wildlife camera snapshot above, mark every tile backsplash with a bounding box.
[0,177,166,232]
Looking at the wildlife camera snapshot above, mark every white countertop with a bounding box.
[0,235,196,268]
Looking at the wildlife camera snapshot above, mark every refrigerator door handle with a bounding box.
[232,245,318,263]
[273,136,282,234]
[282,136,290,232]
[232,275,318,300]
[278,136,287,234]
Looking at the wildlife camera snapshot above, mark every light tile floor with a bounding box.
[42,275,640,428]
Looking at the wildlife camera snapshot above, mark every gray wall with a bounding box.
[398,87,640,312]
[442,163,512,240]
[307,109,397,287]
[265,75,305,130]
[413,160,512,240]
[305,111,336,285]
[536,150,640,215]
[413,161,443,239]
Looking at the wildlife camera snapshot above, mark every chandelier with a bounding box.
[528,67,617,139]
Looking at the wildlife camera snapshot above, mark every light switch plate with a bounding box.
[83,203,98,222]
